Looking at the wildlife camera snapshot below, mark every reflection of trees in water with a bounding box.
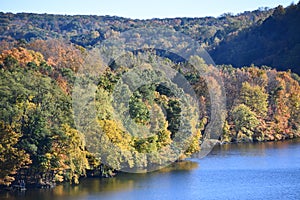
[52,161,198,198]
[53,177,135,198]
[209,138,300,157]
[158,161,199,173]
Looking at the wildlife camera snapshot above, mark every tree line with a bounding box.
[0,40,300,186]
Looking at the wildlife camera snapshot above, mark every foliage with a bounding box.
[211,2,300,74]
[232,104,259,142]
[239,82,268,117]
[0,3,300,185]
[0,121,31,185]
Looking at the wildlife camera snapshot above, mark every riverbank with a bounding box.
[2,137,300,193]
[2,138,300,200]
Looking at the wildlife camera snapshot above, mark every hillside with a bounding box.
[1,42,300,186]
[210,2,300,74]
[0,8,272,50]
[1,3,299,74]
[1,2,300,187]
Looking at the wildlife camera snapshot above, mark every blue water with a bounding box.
[2,140,300,200]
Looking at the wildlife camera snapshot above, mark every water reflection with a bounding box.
[2,139,300,200]
[13,161,198,200]
[206,138,300,157]
[194,138,300,171]
[157,161,198,172]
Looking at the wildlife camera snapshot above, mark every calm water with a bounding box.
[2,139,300,200]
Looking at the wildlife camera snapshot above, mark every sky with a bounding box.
[0,0,295,19]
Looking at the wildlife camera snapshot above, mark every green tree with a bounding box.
[232,104,259,142]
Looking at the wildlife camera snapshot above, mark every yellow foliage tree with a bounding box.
[0,121,31,186]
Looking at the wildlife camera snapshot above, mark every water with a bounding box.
[2,139,300,200]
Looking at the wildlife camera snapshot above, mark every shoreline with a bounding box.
[2,137,300,192]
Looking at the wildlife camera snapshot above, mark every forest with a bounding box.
[0,2,300,187]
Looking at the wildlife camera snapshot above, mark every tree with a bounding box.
[221,120,233,143]
[129,94,150,125]
[232,104,259,142]
[0,121,31,186]
[53,124,89,184]
[27,39,84,72]
[239,81,268,117]
[0,47,44,68]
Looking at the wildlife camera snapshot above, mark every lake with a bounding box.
[2,139,300,200]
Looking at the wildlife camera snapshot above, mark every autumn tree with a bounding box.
[0,121,31,185]
[239,81,268,117]
[232,104,259,142]
[53,124,89,184]
[27,39,84,72]
[0,47,44,68]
